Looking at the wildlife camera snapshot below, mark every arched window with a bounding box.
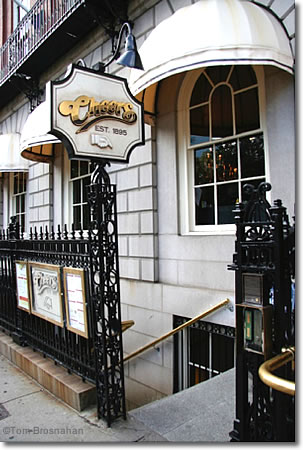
[181,65,265,230]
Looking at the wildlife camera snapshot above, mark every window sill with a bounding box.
[181,225,236,236]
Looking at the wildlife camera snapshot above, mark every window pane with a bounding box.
[83,204,90,230]
[71,160,78,179]
[206,66,230,85]
[195,186,215,225]
[83,176,90,203]
[218,182,238,224]
[80,161,89,176]
[20,214,25,230]
[20,194,25,213]
[18,173,23,193]
[14,174,18,194]
[195,147,213,185]
[216,141,238,182]
[229,65,257,91]
[235,88,260,134]
[211,85,233,139]
[240,134,265,178]
[16,196,20,214]
[73,179,81,204]
[190,73,212,107]
[190,105,209,145]
[73,205,81,230]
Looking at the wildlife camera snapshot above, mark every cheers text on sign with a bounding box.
[58,95,137,133]
[33,271,59,294]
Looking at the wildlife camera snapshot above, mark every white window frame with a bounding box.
[9,172,28,232]
[177,65,269,236]
[63,151,92,231]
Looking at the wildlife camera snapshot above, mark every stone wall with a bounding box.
[0,0,296,410]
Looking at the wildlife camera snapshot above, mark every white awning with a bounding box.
[129,0,294,98]
[0,134,29,172]
[20,100,61,163]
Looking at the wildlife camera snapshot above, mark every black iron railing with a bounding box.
[0,0,84,86]
[0,221,96,382]
[0,163,126,426]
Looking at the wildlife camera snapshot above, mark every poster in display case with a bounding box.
[15,261,30,312]
[63,267,88,338]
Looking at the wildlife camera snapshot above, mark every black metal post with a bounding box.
[87,160,126,427]
[8,216,27,346]
[229,183,295,442]
[229,201,250,442]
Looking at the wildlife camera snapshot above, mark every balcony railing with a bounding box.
[0,0,85,86]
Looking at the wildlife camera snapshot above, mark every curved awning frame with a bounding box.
[20,100,61,163]
[129,0,294,101]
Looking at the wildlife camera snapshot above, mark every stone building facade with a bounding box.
[0,0,295,409]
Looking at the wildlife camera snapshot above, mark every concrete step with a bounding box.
[129,368,236,442]
[0,331,96,412]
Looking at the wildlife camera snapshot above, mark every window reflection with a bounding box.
[195,148,213,185]
[240,134,264,178]
[218,183,238,224]
[216,141,238,182]
[195,186,215,225]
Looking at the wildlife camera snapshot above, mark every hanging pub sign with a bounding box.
[49,65,145,163]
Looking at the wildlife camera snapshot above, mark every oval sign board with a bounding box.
[50,65,145,162]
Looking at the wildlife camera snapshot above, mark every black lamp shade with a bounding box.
[116,33,144,70]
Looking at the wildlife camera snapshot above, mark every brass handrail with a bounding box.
[124,298,231,364]
[122,320,135,333]
[258,347,295,396]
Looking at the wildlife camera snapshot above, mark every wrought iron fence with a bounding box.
[0,218,96,382]
[0,0,85,85]
[0,164,126,426]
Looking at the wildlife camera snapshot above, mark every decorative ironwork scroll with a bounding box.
[0,218,96,382]
[229,182,295,442]
[87,160,126,426]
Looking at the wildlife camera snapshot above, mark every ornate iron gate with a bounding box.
[0,162,126,426]
[229,182,295,441]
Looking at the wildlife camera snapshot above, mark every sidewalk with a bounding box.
[1,352,235,443]
[0,354,166,443]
